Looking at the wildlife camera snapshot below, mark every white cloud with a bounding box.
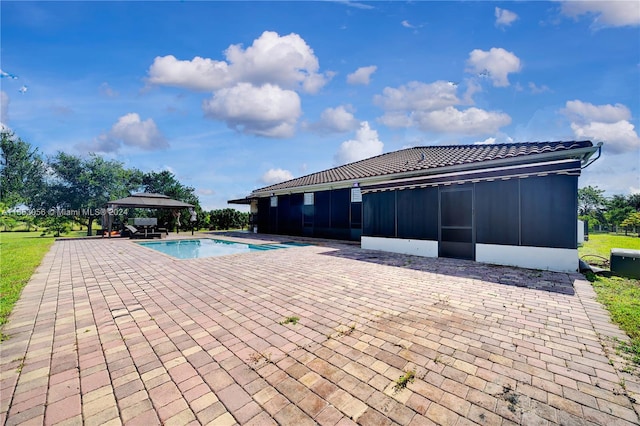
[411,106,512,135]
[147,55,231,91]
[495,7,519,27]
[334,121,384,165]
[261,168,294,185]
[1,91,8,123]
[466,47,522,87]
[528,82,551,94]
[462,79,482,104]
[347,65,377,85]
[474,137,496,145]
[110,113,168,150]
[560,1,640,28]
[148,31,327,138]
[374,80,459,111]
[473,133,514,145]
[197,188,215,196]
[78,113,168,153]
[562,100,639,154]
[377,112,414,128]
[401,20,415,28]
[312,105,359,133]
[332,1,375,10]
[563,100,631,123]
[571,121,639,153]
[202,83,301,138]
[99,82,118,97]
[225,31,328,94]
[147,31,328,94]
[375,80,511,136]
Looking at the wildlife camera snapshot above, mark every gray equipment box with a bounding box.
[610,248,640,279]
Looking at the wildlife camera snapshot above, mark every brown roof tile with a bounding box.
[252,141,594,194]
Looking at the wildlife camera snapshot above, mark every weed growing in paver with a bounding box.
[340,322,356,336]
[280,316,299,325]
[433,293,450,306]
[13,356,25,373]
[614,338,640,367]
[393,369,415,392]
[0,332,9,341]
[248,351,272,366]
[433,354,443,364]
[327,322,358,340]
[498,385,520,413]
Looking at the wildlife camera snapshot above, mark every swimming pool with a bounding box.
[137,238,306,259]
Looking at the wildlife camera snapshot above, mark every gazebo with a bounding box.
[104,193,194,237]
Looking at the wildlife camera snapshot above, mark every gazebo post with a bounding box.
[107,206,113,238]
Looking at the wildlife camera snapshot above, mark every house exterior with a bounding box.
[229,141,601,272]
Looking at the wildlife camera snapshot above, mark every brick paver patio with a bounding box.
[1,234,638,425]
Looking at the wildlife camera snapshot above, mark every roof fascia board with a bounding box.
[250,145,598,197]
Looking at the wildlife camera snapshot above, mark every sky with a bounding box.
[1,1,639,211]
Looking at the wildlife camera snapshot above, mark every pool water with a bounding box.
[138,238,307,259]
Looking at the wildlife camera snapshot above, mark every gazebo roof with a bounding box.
[106,193,194,209]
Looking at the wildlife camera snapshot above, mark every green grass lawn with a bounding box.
[579,232,640,265]
[0,232,56,331]
[579,233,640,367]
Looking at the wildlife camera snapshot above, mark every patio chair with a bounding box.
[126,224,163,239]
[125,225,143,238]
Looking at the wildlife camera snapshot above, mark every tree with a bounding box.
[621,212,640,237]
[208,208,249,230]
[628,193,640,211]
[140,171,201,230]
[578,186,607,230]
[605,194,634,230]
[578,186,606,216]
[0,130,46,208]
[47,152,142,236]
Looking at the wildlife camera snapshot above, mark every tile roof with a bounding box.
[252,141,595,194]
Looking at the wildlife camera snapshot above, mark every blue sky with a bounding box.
[1,1,639,210]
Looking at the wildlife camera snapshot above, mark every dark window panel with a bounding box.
[475,180,519,245]
[363,191,396,237]
[314,190,331,228]
[397,187,438,240]
[351,203,362,228]
[330,189,350,229]
[441,190,472,227]
[520,175,577,249]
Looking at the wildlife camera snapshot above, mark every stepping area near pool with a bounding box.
[1,233,638,425]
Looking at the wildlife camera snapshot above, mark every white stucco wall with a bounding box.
[476,243,578,273]
[577,220,585,244]
[361,237,438,257]
[361,237,578,272]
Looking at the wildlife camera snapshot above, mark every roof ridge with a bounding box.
[411,140,591,149]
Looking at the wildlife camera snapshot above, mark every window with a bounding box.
[351,187,362,203]
[270,196,278,207]
[304,192,314,205]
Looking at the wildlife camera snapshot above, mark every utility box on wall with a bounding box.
[610,249,640,279]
